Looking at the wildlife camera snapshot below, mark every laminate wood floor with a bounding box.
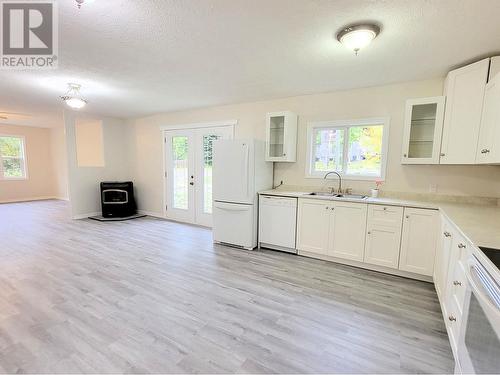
[0,200,454,374]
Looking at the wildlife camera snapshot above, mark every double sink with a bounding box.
[308,192,368,200]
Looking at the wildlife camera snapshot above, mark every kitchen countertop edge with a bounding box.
[258,190,500,251]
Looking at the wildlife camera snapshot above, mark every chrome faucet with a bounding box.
[324,171,342,195]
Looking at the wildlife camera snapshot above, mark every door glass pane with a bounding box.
[203,134,220,214]
[313,128,344,172]
[172,136,188,210]
[269,115,285,157]
[408,103,437,158]
[346,125,383,176]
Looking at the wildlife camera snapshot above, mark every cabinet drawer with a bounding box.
[449,260,467,316]
[446,298,462,354]
[368,205,404,226]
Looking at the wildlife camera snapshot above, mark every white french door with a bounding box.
[164,126,233,227]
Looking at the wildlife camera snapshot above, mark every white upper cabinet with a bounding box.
[489,56,500,82]
[476,73,500,164]
[440,58,490,164]
[401,96,445,164]
[399,208,438,276]
[265,111,297,162]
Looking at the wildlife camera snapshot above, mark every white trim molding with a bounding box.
[137,209,164,218]
[159,119,238,131]
[0,134,28,180]
[0,196,60,204]
[305,117,390,181]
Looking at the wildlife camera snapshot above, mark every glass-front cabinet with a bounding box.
[265,111,298,162]
[401,96,445,164]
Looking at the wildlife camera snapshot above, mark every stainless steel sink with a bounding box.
[308,192,336,197]
[335,194,368,200]
[308,192,368,200]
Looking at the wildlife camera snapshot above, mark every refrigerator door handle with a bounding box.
[214,201,252,211]
[243,143,249,197]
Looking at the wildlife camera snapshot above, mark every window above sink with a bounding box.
[305,117,390,181]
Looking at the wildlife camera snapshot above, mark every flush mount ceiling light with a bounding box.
[61,83,88,109]
[336,24,380,55]
[75,0,95,9]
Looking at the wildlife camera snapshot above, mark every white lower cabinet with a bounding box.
[434,216,455,299]
[297,199,440,278]
[297,199,367,261]
[328,202,367,262]
[399,208,439,276]
[296,199,331,255]
[364,205,404,269]
[444,245,468,354]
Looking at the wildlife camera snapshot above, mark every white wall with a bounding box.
[49,126,69,200]
[65,111,130,218]
[75,119,105,167]
[127,78,500,216]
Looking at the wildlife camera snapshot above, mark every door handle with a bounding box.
[189,182,194,186]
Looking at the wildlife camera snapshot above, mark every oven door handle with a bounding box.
[466,258,500,313]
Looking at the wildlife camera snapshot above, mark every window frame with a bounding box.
[305,117,390,181]
[0,135,28,180]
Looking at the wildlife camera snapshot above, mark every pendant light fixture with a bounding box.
[61,83,88,109]
[336,24,380,55]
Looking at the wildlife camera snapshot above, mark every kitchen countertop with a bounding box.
[259,189,500,250]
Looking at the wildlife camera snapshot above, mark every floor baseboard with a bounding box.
[137,210,164,219]
[0,196,59,204]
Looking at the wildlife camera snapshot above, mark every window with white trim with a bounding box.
[0,136,27,179]
[306,118,389,180]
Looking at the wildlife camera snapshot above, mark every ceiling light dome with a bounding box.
[61,83,88,109]
[336,24,380,55]
[75,0,95,9]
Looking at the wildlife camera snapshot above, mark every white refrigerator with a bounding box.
[212,139,273,249]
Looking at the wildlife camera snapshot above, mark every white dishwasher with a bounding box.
[258,195,297,253]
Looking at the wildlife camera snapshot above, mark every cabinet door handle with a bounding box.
[325,206,329,210]
[481,149,491,154]
[367,231,371,235]
[403,153,407,158]
[383,207,387,211]
[458,243,466,249]
[448,315,457,322]
[331,207,335,210]
[453,280,462,286]
[405,215,410,219]
[440,153,445,157]
[443,231,451,237]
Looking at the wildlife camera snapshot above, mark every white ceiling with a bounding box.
[1,0,500,128]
